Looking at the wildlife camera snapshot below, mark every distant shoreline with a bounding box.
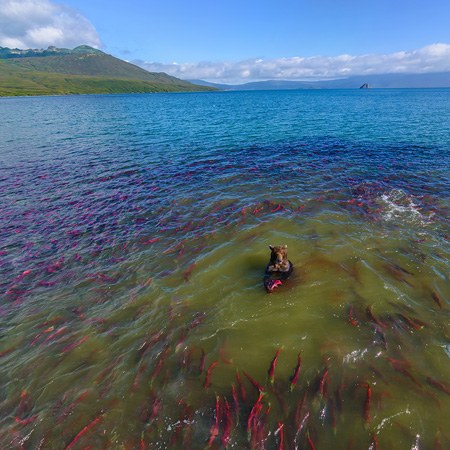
[3,86,450,99]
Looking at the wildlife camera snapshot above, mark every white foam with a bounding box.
[375,407,411,432]
[343,348,368,364]
[443,344,450,359]
[378,189,433,225]
[411,434,421,450]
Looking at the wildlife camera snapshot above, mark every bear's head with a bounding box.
[269,245,288,267]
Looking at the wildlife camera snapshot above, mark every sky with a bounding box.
[1,0,450,84]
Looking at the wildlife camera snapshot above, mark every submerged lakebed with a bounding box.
[0,89,449,449]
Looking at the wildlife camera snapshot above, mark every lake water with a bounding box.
[0,89,449,449]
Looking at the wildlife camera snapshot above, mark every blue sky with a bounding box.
[1,0,450,83]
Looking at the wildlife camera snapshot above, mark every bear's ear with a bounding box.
[269,245,274,250]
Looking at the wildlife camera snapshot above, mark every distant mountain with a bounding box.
[187,79,233,90]
[0,45,215,96]
[188,72,450,90]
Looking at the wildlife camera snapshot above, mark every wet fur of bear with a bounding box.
[264,245,293,291]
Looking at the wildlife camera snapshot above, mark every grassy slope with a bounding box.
[0,51,214,96]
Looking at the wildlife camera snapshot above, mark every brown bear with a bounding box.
[264,245,293,292]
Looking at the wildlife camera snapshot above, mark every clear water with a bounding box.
[0,89,449,449]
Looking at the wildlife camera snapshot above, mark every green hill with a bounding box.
[0,45,215,96]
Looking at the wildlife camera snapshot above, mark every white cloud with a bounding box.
[0,0,101,49]
[135,44,450,84]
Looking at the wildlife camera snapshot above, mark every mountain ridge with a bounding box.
[188,72,450,90]
[0,45,104,59]
[0,45,215,96]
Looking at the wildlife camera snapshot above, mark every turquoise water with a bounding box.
[0,89,449,449]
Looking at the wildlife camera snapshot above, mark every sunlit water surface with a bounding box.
[1,89,449,449]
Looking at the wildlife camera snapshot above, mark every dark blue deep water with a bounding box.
[0,89,449,449]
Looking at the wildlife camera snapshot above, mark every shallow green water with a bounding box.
[0,90,449,449]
